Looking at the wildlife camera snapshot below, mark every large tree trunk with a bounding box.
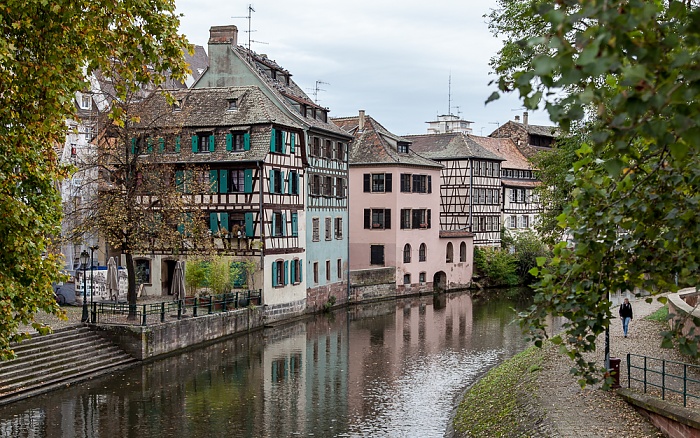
[125,252,137,319]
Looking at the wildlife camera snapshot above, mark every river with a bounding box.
[0,289,532,438]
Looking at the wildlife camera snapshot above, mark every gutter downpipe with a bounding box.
[469,158,474,232]
[258,159,264,304]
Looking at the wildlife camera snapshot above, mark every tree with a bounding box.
[208,256,230,296]
[490,0,700,384]
[0,0,190,357]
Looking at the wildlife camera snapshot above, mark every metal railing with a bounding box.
[627,353,700,407]
[90,290,262,326]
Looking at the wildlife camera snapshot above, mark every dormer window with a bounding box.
[227,98,238,111]
[80,95,92,110]
[398,141,409,154]
[173,99,183,112]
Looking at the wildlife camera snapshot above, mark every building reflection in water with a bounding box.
[0,289,530,438]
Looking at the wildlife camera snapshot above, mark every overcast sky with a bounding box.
[175,0,552,136]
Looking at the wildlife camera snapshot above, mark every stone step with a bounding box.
[0,343,124,383]
[0,326,138,406]
[0,355,137,405]
[1,336,111,371]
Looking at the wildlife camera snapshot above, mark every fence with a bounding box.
[627,353,700,407]
[90,290,262,326]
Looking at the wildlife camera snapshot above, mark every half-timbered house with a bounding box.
[193,25,353,312]
[405,133,505,246]
[470,136,542,234]
[131,86,308,321]
[489,112,559,158]
[335,112,473,292]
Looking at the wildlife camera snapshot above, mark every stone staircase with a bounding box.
[0,325,137,405]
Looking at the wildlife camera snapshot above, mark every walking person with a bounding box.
[619,297,633,338]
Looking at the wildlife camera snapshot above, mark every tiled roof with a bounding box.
[133,86,302,162]
[333,115,442,169]
[469,135,532,170]
[404,132,504,161]
[234,46,352,139]
[523,123,560,137]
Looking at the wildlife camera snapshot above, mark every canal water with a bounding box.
[0,289,532,438]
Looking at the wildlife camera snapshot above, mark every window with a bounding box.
[419,243,427,262]
[446,242,454,263]
[324,176,333,197]
[80,95,92,110]
[325,217,332,241]
[311,175,321,196]
[521,215,529,228]
[196,132,214,152]
[325,140,333,158]
[313,262,319,283]
[460,242,467,262]
[269,169,284,194]
[289,171,299,195]
[326,260,331,281]
[398,141,409,154]
[337,142,345,161]
[291,258,302,284]
[227,98,238,111]
[363,173,392,193]
[412,175,431,193]
[510,215,517,228]
[272,212,285,237]
[364,208,391,229]
[335,177,345,198]
[274,130,283,152]
[401,209,431,229]
[229,132,246,152]
[228,170,245,193]
[272,260,285,287]
[135,259,151,284]
[370,245,385,265]
[400,174,411,192]
[419,272,426,284]
[403,244,412,263]
[337,259,342,279]
[334,217,343,239]
[312,217,320,242]
[312,137,321,156]
[403,274,411,285]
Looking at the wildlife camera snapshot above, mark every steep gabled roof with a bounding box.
[233,47,352,138]
[132,86,303,162]
[404,132,504,161]
[333,115,442,169]
[469,135,531,170]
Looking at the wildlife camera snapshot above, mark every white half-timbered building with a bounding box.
[132,86,308,321]
[470,136,542,235]
[193,25,353,312]
[406,133,505,246]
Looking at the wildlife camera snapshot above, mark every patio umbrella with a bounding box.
[172,261,186,301]
[106,257,119,302]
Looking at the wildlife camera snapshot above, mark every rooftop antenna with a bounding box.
[307,80,329,104]
[455,105,461,118]
[448,73,452,116]
[232,5,267,58]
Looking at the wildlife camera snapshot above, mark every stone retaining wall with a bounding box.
[667,287,700,339]
[618,388,700,438]
[94,307,264,360]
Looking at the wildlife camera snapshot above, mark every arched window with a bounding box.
[446,242,454,263]
[459,241,467,262]
[403,274,411,284]
[419,243,427,262]
[403,244,412,263]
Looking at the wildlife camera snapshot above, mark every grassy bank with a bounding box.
[453,345,545,437]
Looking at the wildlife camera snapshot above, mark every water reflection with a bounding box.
[0,289,531,438]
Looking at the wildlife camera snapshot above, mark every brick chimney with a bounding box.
[523,111,529,125]
[209,25,238,47]
[359,110,365,131]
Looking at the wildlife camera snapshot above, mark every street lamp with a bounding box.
[89,245,98,317]
[80,250,89,322]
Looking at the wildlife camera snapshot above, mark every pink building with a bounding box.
[334,111,473,294]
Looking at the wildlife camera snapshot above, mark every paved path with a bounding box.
[530,294,689,437]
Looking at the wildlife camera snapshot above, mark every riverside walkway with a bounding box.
[523,294,688,437]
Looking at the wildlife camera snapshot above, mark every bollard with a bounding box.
[609,357,622,389]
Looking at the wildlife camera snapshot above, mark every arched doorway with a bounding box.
[433,271,447,292]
